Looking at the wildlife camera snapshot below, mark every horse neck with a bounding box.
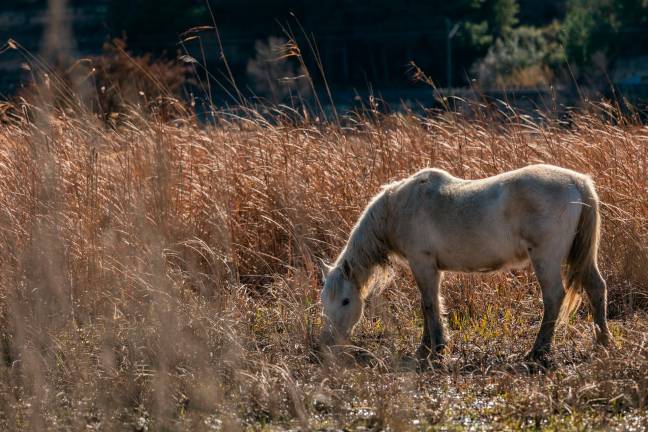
[338,192,390,290]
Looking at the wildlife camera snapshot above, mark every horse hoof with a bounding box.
[415,345,432,362]
[595,332,613,348]
[523,349,549,363]
[522,350,553,371]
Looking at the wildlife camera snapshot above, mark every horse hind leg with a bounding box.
[584,267,611,346]
[527,253,565,361]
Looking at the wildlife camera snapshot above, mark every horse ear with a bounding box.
[318,258,333,283]
[341,259,352,279]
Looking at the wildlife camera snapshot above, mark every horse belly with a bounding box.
[436,236,530,273]
[476,253,529,273]
[440,254,529,273]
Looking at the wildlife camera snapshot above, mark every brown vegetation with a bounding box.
[0,88,647,429]
[15,38,189,122]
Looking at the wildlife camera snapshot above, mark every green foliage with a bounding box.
[452,0,521,85]
[491,0,520,37]
[561,0,648,66]
[465,0,520,42]
[463,20,494,50]
[475,22,565,87]
[561,0,615,65]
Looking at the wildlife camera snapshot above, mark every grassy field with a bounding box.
[0,96,647,430]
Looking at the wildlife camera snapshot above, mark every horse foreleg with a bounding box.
[527,258,565,361]
[410,261,446,360]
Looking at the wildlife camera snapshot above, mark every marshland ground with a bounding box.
[0,93,647,431]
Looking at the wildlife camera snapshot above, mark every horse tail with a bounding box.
[559,177,601,324]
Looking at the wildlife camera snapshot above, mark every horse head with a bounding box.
[320,259,363,347]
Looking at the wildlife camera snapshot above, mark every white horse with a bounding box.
[321,164,611,361]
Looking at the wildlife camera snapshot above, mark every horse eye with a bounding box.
[342,298,350,306]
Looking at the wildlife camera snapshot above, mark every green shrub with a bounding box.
[474,22,565,88]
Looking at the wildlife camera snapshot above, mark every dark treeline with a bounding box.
[3,0,648,101]
[107,0,558,89]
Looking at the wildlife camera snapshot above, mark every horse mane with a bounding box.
[335,184,396,298]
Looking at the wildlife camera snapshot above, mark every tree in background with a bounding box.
[561,0,648,68]
[471,0,566,89]
[489,0,520,38]
[474,22,565,88]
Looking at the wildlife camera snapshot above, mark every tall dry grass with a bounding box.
[0,86,647,429]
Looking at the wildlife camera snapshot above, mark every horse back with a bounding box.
[386,165,588,272]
